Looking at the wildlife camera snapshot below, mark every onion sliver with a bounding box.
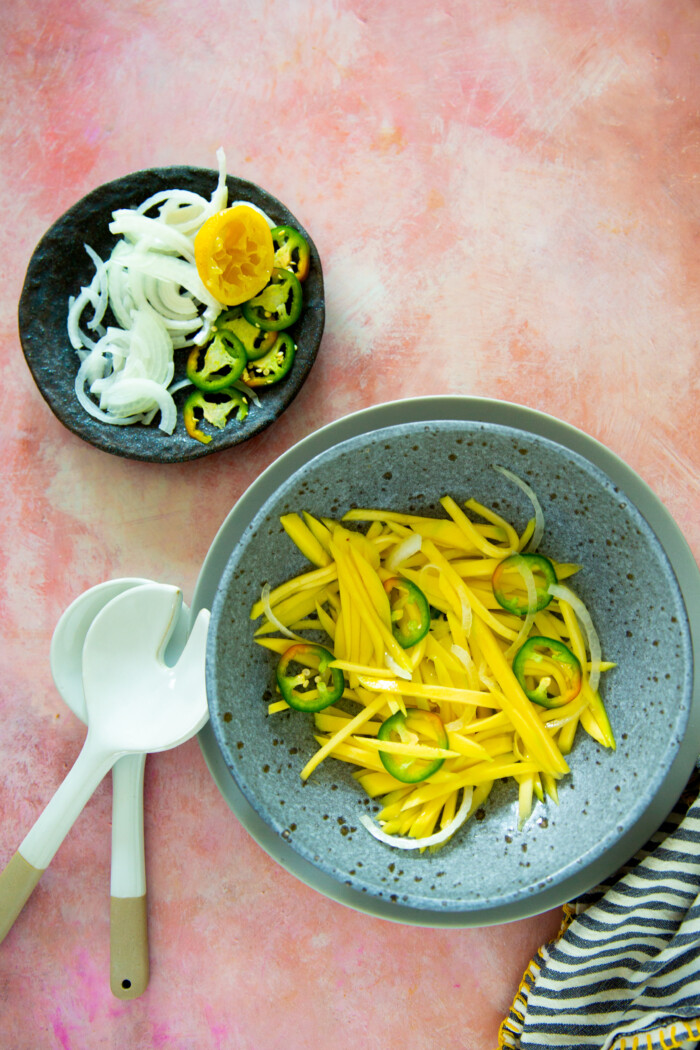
[137,189,211,219]
[231,379,261,407]
[99,378,177,434]
[75,359,141,426]
[386,532,422,573]
[384,654,412,681]
[359,788,473,850]
[83,245,109,329]
[504,561,537,658]
[260,584,304,641]
[451,644,474,679]
[106,246,137,329]
[548,583,603,695]
[121,251,220,311]
[144,275,199,319]
[544,695,590,730]
[109,211,197,261]
[123,308,174,384]
[494,465,545,552]
[168,378,193,396]
[67,253,108,350]
[75,307,177,432]
[67,148,255,439]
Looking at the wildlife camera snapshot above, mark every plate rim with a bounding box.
[192,395,700,927]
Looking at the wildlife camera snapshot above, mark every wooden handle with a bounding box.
[110,894,149,998]
[0,851,44,944]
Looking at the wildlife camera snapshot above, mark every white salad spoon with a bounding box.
[49,577,190,998]
[0,583,209,984]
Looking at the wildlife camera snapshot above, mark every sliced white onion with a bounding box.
[504,561,537,658]
[261,584,303,641]
[99,378,176,434]
[544,695,590,729]
[494,465,545,552]
[75,307,177,431]
[157,200,209,232]
[445,712,471,732]
[505,612,535,660]
[68,148,244,437]
[211,147,229,212]
[143,275,199,319]
[359,787,473,850]
[386,532,422,573]
[106,249,138,330]
[192,305,221,346]
[75,358,141,425]
[137,188,210,218]
[67,251,109,350]
[384,654,412,681]
[82,245,109,330]
[231,379,261,407]
[67,286,97,349]
[109,211,196,261]
[123,308,174,384]
[451,643,473,674]
[168,377,193,396]
[478,663,497,691]
[136,149,227,229]
[120,250,220,310]
[548,583,602,695]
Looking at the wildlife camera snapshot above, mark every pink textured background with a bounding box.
[1,2,699,1047]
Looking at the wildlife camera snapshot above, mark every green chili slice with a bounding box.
[186,330,247,392]
[183,388,248,444]
[492,553,557,616]
[214,307,277,361]
[271,225,310,281]
[242,267,303,331]
[383,576,430,648]
[512,636,582,709]
[377,709,448,783]
[242,333,296,387]
[276,643,345,712]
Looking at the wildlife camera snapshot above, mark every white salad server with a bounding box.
[0,583,209,981]
[49,578,190,998]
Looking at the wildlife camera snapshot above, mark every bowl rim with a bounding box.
[192,396,700,927]
[18,164,325,463]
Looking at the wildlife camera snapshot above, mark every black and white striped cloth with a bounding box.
[500,772,700,1050]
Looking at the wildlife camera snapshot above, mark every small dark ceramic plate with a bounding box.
[196,398,700,926]
[18,167,324,462]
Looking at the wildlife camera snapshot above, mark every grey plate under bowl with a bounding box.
[193,397,700,926]
[18,167,324,463]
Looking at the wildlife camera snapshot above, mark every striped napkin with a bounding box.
[500,770,700,1050]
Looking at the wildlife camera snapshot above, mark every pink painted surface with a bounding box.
[1,1,698,1047]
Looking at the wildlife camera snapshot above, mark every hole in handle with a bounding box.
[122,979,132,990]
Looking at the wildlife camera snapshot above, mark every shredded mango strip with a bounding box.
[440,495,515,558]
[356,675,504,708]
[250,563,337,620]
[300,693,388,781]
[464,498,522,547]
[251,487,615,847]
[280,513,331,567]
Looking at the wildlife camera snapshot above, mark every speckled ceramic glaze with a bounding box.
[18,167,324,463]
[202,398,698,925]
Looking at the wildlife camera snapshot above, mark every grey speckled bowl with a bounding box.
[18,167,324,463]
[196,397,700,926]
